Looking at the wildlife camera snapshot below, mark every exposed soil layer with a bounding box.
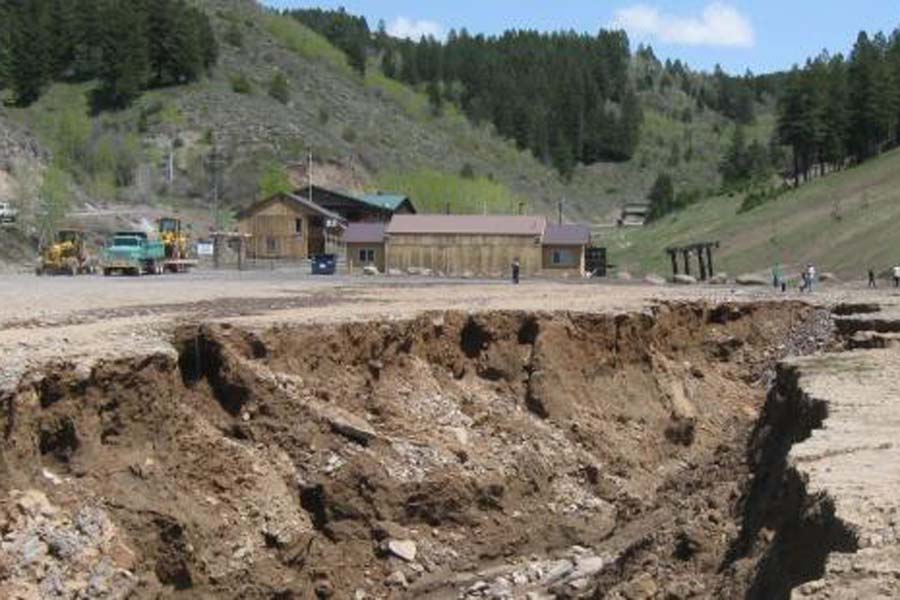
[0,302,840,599]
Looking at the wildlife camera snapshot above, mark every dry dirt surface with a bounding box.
[1,272,900,599]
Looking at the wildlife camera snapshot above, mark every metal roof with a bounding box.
[343,222,386,244]
[360,194,411,212]
[543,223,591,246]
[387,215,546,236]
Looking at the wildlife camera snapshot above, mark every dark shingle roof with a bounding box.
[543,224,591,246]
[344,222,386,244]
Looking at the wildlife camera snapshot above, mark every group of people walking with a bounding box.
[868,265,900,289]
[772,264,818,293]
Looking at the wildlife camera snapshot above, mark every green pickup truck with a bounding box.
[101,232,166,276]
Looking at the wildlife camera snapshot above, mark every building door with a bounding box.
[308,216,326,255]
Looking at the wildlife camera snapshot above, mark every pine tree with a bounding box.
[618,87,643,159]
[96,0,150,108]
[0,3,11,89]
[9,0,50,105]
[720,125,748,185]
[647,173,675,222]
[48,0,76,78]
[426,80,443,116]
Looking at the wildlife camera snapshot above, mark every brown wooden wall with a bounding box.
[346,242,386,273]
[386,234,542,277]
[542,245,586,277]
[238,200,312,260]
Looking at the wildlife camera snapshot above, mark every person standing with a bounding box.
[511,258,520,285]
[893,265,900,288]
[869,269,877,289]
[807,264,817,293]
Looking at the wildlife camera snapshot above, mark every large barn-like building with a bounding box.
[344,215,591,278]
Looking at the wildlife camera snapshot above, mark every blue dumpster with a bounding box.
[311,253,337,275]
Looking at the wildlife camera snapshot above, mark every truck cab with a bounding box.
[102,232,165,276]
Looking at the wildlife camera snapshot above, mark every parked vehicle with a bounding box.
[157,217,197,273]
[101,232,165,276]
[311,253,337,275]
[0,201,18,225]
[36,229,96,276]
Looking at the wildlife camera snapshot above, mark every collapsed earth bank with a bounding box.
[0,302,847,598]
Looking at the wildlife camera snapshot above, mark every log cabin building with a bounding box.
[236,192,345,260]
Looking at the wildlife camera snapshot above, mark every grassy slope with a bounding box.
[602,148,900,279]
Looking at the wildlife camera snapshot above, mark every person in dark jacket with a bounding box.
[869,269,877,289]
[511,259,520,285]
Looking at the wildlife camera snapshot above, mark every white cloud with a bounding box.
[387,17,444,41]
[612,3,755,48]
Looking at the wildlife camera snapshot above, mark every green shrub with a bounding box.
[268,72,290,104]
[225,22,244,47]
[341,126,357,143]
[230,73,252,94]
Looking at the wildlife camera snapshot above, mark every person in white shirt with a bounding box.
[893,265,900,288]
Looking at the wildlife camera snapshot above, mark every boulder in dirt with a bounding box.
[708,273,728,285]
[644,274,666,286]
[363,265,379,276]
[387,268,404,277]
[386,570,408,587]
[324,407,377,445]
[386,539,417,562]
[819,272,839,282]
[616,270,633,281]
[406,267,422,275]
[735,274,768,286]
[620,573,659,599]
[672,274,697,285]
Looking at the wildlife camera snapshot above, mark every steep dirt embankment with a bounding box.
[0,302,830,599]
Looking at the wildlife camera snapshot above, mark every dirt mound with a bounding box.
[0,302,832,598]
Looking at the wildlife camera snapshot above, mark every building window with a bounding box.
[358,248,375,263]
[295,218,303,235]
[552,249,575,266]
[266,237,278,253]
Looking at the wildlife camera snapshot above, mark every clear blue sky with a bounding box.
[262,1,899,74]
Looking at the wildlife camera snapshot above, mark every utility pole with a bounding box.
[205,135,225,230]
[558,197,566,225]
[307,147,313,204]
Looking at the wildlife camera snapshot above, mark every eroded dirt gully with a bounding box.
[0,301,842,599]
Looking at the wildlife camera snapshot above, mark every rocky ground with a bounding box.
[0,273,898,599]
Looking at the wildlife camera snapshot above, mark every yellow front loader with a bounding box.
[36,230,96,276]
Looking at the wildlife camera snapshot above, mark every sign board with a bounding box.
[197,242,214,256]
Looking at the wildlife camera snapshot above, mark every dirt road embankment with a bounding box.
[1,300,841,599]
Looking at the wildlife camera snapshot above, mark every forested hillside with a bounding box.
[773,31,900,182]
[0,0,217,108]
[290,7,766,181]
[0,0,774,247]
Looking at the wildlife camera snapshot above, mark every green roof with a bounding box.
[360,194,410,212]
